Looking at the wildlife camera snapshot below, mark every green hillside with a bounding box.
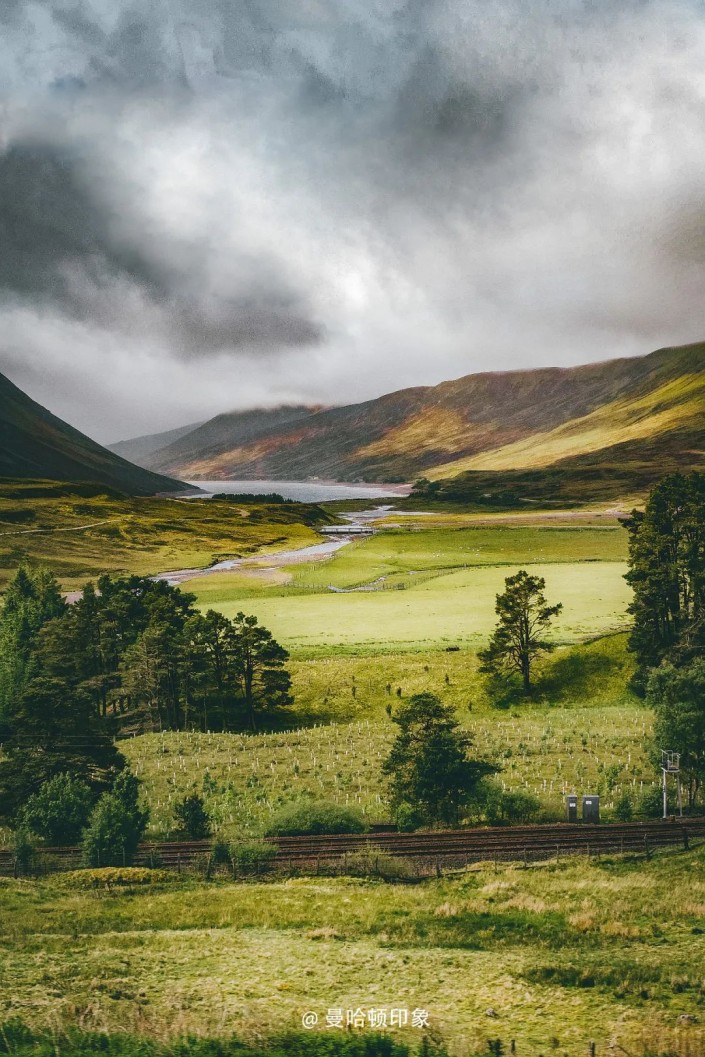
[0,371,186,495]
[134,343,705,497]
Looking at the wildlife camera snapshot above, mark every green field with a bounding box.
[119,636,647,841]
[2,847,704,1054]
[3,500,688,1056]
[189,522,631,656]
[192,563,630,656]
[291,524,629,589]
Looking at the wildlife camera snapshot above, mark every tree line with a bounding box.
[625,472,705,808]
[0,567,292,817]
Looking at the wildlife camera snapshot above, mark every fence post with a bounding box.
[682,826,689,851]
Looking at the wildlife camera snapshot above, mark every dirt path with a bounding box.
[0,518,123,537]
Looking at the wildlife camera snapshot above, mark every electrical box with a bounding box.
[582,795,600,823]
[566,795,578,823]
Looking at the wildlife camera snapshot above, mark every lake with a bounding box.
[187,479,412,502]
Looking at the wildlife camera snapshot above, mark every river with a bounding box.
[154,505,397,587]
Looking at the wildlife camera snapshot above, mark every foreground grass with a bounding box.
[0,1024,434,1057]
[1,847,704,1054]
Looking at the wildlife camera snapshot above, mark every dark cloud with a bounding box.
[0,139,323,359]
[1,0,704,440]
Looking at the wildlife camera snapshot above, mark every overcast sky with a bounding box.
[2,0,705,442]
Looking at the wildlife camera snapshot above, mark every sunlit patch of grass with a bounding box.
[122,635,652,841]
[193,561,630,656]
[0,491,324,590]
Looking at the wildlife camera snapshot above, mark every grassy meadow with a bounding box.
[0,485,326,590]
[4,497,694,1056]
[189,521,631,655]
[115,513,644,840]
[120,635,651,841]
[1,846,704,1054]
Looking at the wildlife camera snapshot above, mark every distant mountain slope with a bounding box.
[143,405,325,476]
[108,421,205,465]
[0,371,187,495]
[138,343,705,494]
[427,355,705,479]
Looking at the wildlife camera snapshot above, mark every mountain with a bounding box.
[0,371,187,495]
[136,405,324,478]
[109,421,205,465]
[132,343,705,498]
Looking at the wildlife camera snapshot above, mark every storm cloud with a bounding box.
[1,0,705,440]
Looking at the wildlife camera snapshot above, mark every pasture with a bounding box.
[1,846,704,1054]
[120,634,650,841]
[192,561,630,656]
[189,520,631,655]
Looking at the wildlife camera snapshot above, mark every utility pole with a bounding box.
[661,750,683,819]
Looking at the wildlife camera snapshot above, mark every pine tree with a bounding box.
[625,472,705,690]
[230,612,292,731]
[382,693,497,827]
[0,564,66,720]
[478,570,562,692]
[0,675,124,818]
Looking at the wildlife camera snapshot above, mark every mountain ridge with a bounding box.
[0,371,187,495]
[117,342,705,497]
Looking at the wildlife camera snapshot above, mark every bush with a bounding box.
[58,867,172,888]
[637,785,664,820]
[19,773,93,845]
[211,841,232,865]
[173,793,211,840]
[264,800,368,837]
[613,793,634,822]
[482,785,542,826]
[394,802,424,832]
[11,828,36,877]
[342,846,414,881]
[81,770,148,868]
[231,841,278,875]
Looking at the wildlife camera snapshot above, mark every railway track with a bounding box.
[1,818,703,876]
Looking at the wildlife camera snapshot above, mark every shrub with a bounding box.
[264,800,368,837]
[81,770,148,868]
[394,802,424,832]
[11,828,36,877]
[342,846,414,881]
[231,840,278,875]
[613,793,634,822]
[482,784,542,826]
[58,867,172,888]
[19,773,93,845]
[173,793,211,840]
[211,841,232,865]
[637,785,664,820]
